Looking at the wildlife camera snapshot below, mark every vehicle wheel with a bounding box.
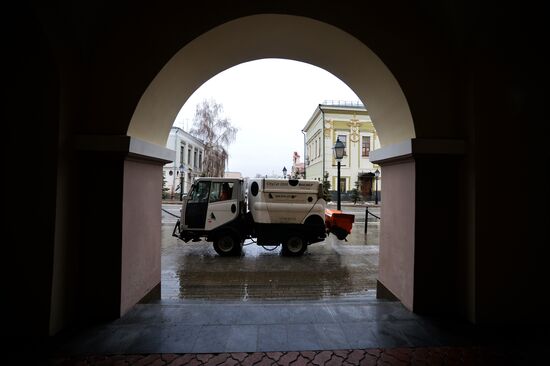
[282,235,307,256]
[333,227,348,241]
[213,233,241,256]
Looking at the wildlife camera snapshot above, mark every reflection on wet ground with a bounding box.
[161,221,379,301]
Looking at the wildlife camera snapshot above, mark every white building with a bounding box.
[302,101,381,200]
[164,126,205,198]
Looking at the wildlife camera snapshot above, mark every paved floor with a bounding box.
[46,204,545,364]
[49,295,542,364]
[53,295,454,355]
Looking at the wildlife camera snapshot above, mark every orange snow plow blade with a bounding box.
[325,209,355,240]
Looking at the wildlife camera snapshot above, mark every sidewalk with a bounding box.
[48,296,540,365]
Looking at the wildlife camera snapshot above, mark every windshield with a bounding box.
[188,181,210,203]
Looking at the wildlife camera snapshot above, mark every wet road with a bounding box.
[161,203,379,301]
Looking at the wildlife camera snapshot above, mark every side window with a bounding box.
[209,182,234,203]
[210,182,222,203]
[187,184,195,200]
[250,181,259,196]
[222,183,234,200]
[189,181,210,203]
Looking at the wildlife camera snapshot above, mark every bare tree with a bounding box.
[190,99,238,177]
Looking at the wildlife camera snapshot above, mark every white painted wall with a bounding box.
[163,127,205,196]
[303,104,381,193]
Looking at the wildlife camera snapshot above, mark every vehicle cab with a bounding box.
[180,177,246,232]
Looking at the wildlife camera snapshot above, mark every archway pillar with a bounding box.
[76,136,174,321]
[371,138,466,315]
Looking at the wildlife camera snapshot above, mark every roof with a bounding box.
[170,126,205,146]
[302,102,368,132]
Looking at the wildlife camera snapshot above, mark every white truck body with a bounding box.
[173,177,327,256]
[248,178,325,224]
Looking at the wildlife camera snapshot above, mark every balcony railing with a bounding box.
[321,100,365,108]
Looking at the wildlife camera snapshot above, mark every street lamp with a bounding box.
[374,168,380,205]
[179,164,185,201]
[333,137,345,210]
[282,166,287,179]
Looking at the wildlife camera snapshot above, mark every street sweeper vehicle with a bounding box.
[172,177,354,256]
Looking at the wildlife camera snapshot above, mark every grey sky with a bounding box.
[174,58,360,178]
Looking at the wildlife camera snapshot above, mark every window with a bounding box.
[315,140,318,158]
[180,144,185,165]
[188,181,210,203]
[362,136,370,157]
[338,135,347,156]
[169,170,173,176]
[250,181,259,196]
[209,182,234,202]
[187,147,192,165]
[194,149,197,168]
[199,152,202,170]
[339,178,346,192]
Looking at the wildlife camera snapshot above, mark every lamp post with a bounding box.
[282,166,287,179]
[374,168,380,205]
[179,164,185,201]
[333,137,345,210]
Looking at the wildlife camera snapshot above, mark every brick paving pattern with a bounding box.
[51,346,529,365]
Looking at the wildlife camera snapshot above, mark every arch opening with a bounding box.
[123,13,419,314]
[128,14,415,147]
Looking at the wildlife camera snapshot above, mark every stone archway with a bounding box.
[76,14,464,325]
[11,1,535,341]
[127,14,415,147]
[123,14,421,316]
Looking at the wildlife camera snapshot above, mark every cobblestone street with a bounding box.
[53,346,526,365]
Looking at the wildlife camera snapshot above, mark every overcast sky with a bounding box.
[174,58,360,178]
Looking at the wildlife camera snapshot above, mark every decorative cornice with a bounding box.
[75,135,175,163]
[370,138,465,164]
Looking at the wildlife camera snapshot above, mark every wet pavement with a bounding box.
[161,203,380,301]
[47,203,545,364]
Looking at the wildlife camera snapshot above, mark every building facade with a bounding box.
[302,101,381,200]
[164,126,205,197]
[291,151,305,179]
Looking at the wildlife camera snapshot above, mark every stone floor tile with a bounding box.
[265,352,284,362]
[312,351,333,365]
[325,355,345,366]
[167,354,197,366]
[278,351,300,365]
[240,352,265,366]
[133,354,163,366]
[347,349,366,364]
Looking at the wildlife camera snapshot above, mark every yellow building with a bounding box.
[302,101,381,200]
